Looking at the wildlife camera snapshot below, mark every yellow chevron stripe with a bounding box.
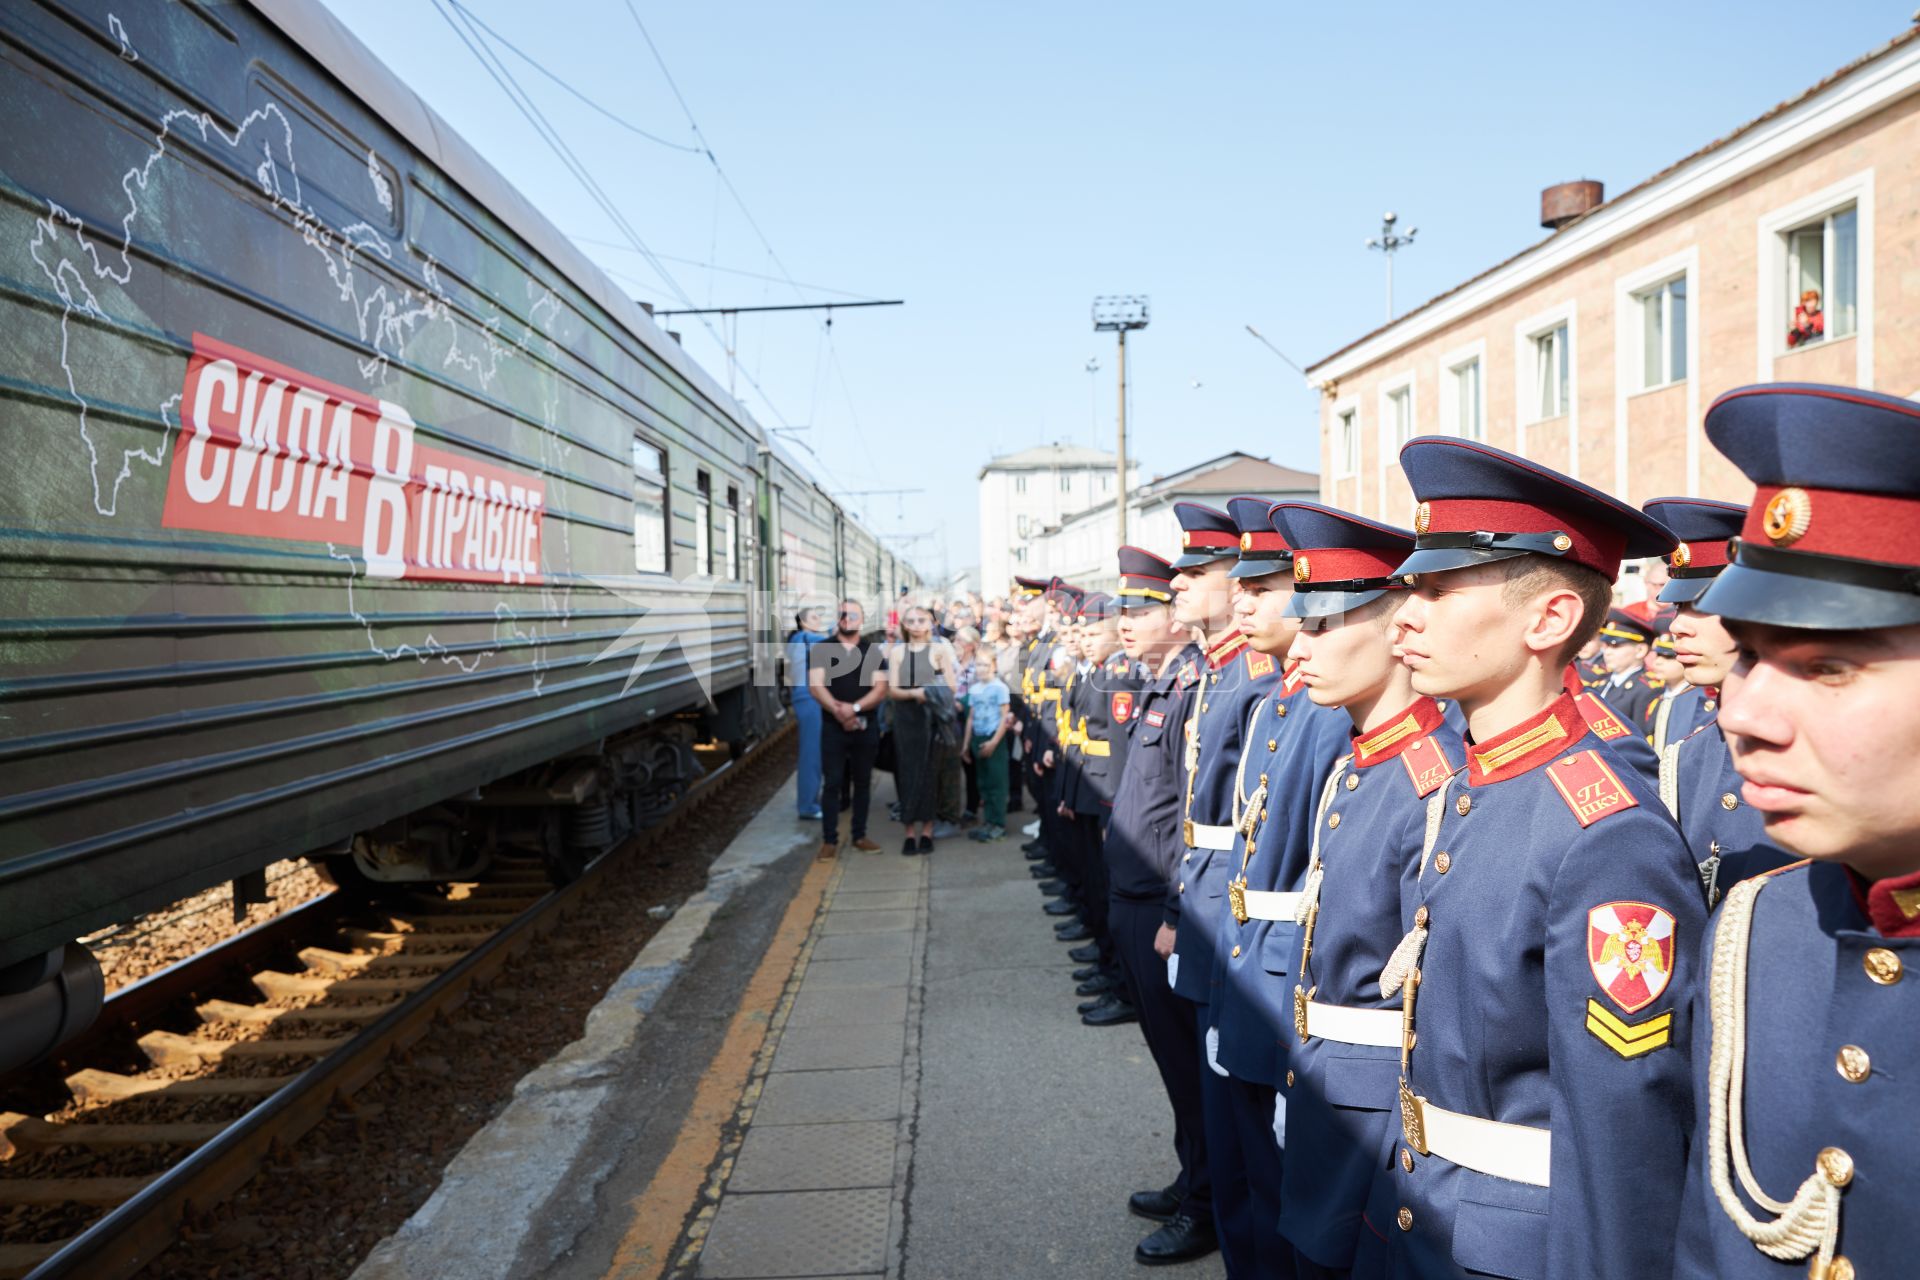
[1585,999,1672,1039]
[1584,1000,1673,1057]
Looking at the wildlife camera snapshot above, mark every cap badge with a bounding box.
[1293,555,1311,584]
[1552,534,1574,552]
[1671,541,1691,569]
[1182,530,1194,548]
[1413,502,1431,535]
[1762,487,1812,547]
[1239,532,1253,551]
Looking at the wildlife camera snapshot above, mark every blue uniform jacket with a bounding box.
[1105,644,1202,900]
[1673,860,1918,1280]
[1166,634,1282,1005]
[1357,692,1704,1280]
[1598,666,1661,727]
[1278,697,1465,1270]
[1209,670,1350,1086]
[1647,684,1714,753]
[1571,687,1662,785]
[1660,720,1794,907]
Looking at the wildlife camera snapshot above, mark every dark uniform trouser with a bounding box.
[1076,815,1116,969]
[1224,1075,1294,1280]
[1041,767,1079,890]
[1111,896,1211,1223]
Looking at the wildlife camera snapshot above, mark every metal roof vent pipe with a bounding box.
[1541,180,1604,230]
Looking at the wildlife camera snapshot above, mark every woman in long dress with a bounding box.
[888,605,957,855]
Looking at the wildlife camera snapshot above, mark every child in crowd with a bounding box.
[962,653,1011,841]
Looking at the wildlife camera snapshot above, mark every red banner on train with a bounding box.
[162,334,544,584]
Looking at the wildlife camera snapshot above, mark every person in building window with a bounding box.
[1788,288,1824,347]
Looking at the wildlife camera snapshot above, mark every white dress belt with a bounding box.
[1404,1092,1553,1188]
[1302,1000,1401,1048]
[1188,822,1235,851]
[1240,890,1302,921]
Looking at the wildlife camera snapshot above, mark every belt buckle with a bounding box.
[1293,985,1309,1043]
[1228,877,1248,925]
[1399,1079,1429,1157]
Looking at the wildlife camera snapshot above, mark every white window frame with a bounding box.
[1375,372,1417,516]
[1014,474,1027,494]
[1755,168,1874,388]
[1512,300,1578,475]
[1329,396,1360,482]
[1614,248,1701,496]
[1436,338,1488,441]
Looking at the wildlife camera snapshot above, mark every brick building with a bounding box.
[1306,27,1920,528]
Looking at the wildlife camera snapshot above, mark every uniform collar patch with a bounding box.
[1587,901,1676,1013]
[1281,659,1306,697]
[1207,630,1250,669]
[1466,693,1586,785]
[1847,865,1920,938]
[1353,696,1449,768]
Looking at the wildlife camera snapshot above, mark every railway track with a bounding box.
[0,726,791,1280]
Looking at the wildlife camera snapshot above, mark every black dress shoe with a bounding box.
[1071,964,1103,982]
[1021,839,1046,855]
[1054,922,1092,942]
[1081,996,1139,1026]
[1077,991,1117,1015]
[1043,899,1079,917]
[1134,1213,1217,1265]
[1128,1186,1180,1222]
[1036,879,1068,895]
[1075,973,1118,997]
[1028,862,1057,878]
[1067,943,1101,963]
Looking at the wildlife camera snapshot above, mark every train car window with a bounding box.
[724,485,741,579]
[696,471,714,576]
[633,438,668,574]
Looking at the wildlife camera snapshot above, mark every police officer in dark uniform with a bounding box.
[1642,496,1792,907]
[1673,382,1920,1280]
[1206,497,1351,1280]
[1353,436,1703,1280]
[1102,546,1217,1264]
[1265,502,1466,1280]
[1012,575,1054,860]
[1595,608,1663,725]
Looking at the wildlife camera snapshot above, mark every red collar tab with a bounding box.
[1293,545,1405,585]
[1847,866,1920,938]
[1742,484,1920,570]
[1207,630,1249,669]
[1281,659,1306,697]
[1466,693,1586,785]
[1419,497,1626,578]
[1352,696,1448,768]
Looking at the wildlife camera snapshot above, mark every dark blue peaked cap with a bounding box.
[1395,437,1676,578]
[1171,501,1239,569]
[1225,495,1291,579]
[1115,545,1176,609]
[1641,497,1744,605]
[1268,502,1415,618]
[1699,382,1920,629]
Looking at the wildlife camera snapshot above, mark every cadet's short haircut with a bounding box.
[1498,555,1612,667]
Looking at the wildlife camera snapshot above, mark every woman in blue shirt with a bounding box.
[785,606,830,819]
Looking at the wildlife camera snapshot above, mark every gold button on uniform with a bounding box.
[1401,1148,1414,1172]
[1277,704,1288,718]
[1456,796,1472,816]
[1328,813,1342,829]
[1816,1146,1854,1187]
[1346,774,1360,790]
[1184,853,1192,863]
[1824,1256,1856,1280]
[1720,792,1738,810]
[1286,1070,1295,1087]
[1268,738,1278,750]
[1864,947,1903,984]
[1232,945,1242,958]
[1397,1206,1413,1231]
[1434,851,1451,874]
[1836,1044,1871,1083]
[1415,905,1430,928]
[1178,882,1186,894]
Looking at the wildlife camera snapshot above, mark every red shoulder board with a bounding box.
[1245,651,1276,679]
[1545,750,1640,827]
[1577,693,1629,741]
[1398,736,1455,797]
[1111,691,1134,723]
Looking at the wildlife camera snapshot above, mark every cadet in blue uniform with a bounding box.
[1595,608,1663,725]
[1353,437,1703,1280]
[1064,593,1143,1022]
[1206,497,1351,1280]
[1642,496,1792,906]
[1644,630,1709,751]
[1159,500,1282,1280]
[1102,547,1219,1265]
[1263,502,1465,1280]
[1672,383,1920,1280]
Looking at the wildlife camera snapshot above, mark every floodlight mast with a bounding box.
[1364,212,1417,320]
[1092,295,1149,546]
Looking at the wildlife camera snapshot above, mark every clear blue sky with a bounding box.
[323,0,1906,582]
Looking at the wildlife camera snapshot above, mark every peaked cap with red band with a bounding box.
[1171,501,1239,569]
[1641,497,1745,605]
[1268,501,1415,618]
[1116,545,1176,609]
[1225,495,1292,580]
[1699,382,1920,630]
[1394,437,1676,579]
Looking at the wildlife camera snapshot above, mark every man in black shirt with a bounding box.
[807,599,891,859]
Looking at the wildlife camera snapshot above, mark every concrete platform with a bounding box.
[353,773,1221,1280]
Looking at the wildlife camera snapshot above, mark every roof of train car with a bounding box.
[251,0,853,524]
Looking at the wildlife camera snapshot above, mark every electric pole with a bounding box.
[1364,213,1417,321]
[1092,296,1148,547]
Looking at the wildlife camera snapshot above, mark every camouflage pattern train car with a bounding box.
[0,0,914,1061]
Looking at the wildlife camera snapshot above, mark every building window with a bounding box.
[695,470,713,575]
[1060,474,1071,493]
[1016,513,1031,537]
[1014,545,1027,564]
[1386,385,1414,450]
[1099,473,1111,493]
[723,484,740,579]
[1783,205,1857,349]
[1014,474,1027,494]
[631,437,668,573]
[1636,276,1688,388]
[1335,409,1358,476]
[1449,358,1483,440]
[1532,323,1570,420]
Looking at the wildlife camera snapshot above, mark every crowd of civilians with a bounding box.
[786,590,1026,858]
